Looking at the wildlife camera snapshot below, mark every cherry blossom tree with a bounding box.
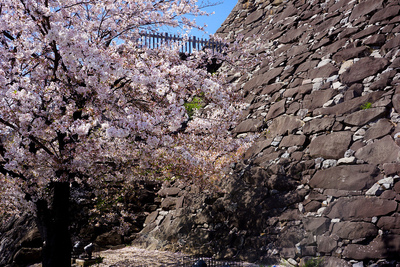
[0,0,256,266]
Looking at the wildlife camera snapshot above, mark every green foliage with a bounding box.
[95,194,124,212]
[360,102,372,110]
[302,257,324,267]
[184,96,204,118]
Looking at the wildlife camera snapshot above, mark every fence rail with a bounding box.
[138,32,224,54]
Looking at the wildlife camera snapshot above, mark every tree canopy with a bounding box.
[0,0,256,222]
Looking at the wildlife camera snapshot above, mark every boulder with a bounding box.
[370,70,397,90]
[263,67,285,83]
[363,34,386,47]
[383,163,400,176]
[320,257,352,267]
[244,9,264,25]
[267,174,297,191]
[260,83,284,95]
[280,26,308,44]
[353,25,381,40]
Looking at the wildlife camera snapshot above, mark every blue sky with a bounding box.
[190,0,238,38]
[163,0,238,38]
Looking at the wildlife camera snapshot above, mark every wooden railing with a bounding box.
[138,32,224,54]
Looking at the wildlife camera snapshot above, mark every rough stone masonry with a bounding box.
[136,0,400,265]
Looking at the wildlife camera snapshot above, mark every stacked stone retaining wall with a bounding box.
[136,0,400,265]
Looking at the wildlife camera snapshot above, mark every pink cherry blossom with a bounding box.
[0,1,261,265]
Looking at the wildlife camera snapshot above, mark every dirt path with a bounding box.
[97,246,261,267]
[28,246,267,266]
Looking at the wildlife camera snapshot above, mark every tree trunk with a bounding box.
[36,182,71,267]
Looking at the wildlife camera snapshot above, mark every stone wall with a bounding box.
[136,0,400,265]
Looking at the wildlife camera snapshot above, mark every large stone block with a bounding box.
[343,107,388,126]
[233,118,264,133]
[331,221,378,240]
[333,46,370,62]
[326,197,397,220]
[393,93,400,113]
[265,100,285,121]
[377,215,400,231]
[243,138,273,159]
[309,164,379,190]
[308,63,338,79]
[364,119,394,140]
[342,235,400,260]
[382,34,400,51]
[340,57,389,85]
[313,91,384,116]
[157,187,180,197]
[355,136,400,165]
[244,9,264,25]
[303,117,336,135]
[317,235,337,253]
[309,131,353,159]
[280,25,308,44]
[303,89,337,111]
[266,115,304,137]
[279,134,306,148]
[384,163,400,176]
[349,0,384,21]
[303,217,330,236]
[370,5,400,23]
